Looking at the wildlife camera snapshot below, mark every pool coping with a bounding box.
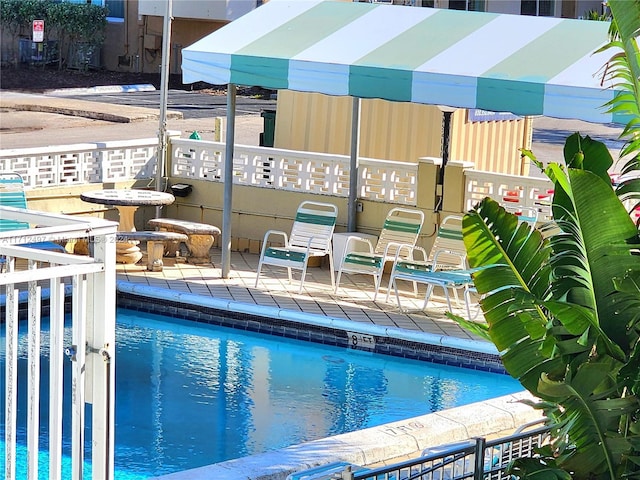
[150,391,542,480]
[117,281,505,373]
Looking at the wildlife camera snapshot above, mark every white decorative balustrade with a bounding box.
[1,136,577,220]
[171,139,419,205]
[464,169,554,221]
[0,138,157,187]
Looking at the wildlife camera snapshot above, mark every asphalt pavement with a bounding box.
[50,88,277,119]
[0,88,275,149]
[0,85,626,170]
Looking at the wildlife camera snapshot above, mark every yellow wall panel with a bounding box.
[275,91,532,175]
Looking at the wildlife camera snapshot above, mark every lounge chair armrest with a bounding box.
[391,244,427,263]
[432,248,467,269]
[344,235,374,255]
[382,241,419,260]
[261,229,289,248]
[304,234,331,253]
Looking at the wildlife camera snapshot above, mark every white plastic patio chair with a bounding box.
[255,200,338,293]
[334,207,424,301]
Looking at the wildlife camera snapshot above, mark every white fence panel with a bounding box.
[0,139,157,187]
[464,169,554,221]
[170,139,419,205]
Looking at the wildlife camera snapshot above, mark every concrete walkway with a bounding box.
[116,247,491,352]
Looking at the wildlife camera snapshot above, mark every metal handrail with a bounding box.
[342,423,551,480]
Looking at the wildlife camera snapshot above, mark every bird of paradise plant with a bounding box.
[449,1,640,478]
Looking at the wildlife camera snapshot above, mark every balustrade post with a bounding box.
[417,157,441,212]
[443,160,474,214]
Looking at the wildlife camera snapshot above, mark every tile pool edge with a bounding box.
[150,390,541,480]
[117,281,504,372]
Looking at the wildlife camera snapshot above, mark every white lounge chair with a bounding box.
[387,249,477,320]
[334,207,424,300]
[255,200,338,293]
[0,172,67,270]
[504,205,539,225]
[384,215,476,318]
[382,215,467,302]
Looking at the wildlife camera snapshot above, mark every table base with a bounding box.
[117,240,143,264]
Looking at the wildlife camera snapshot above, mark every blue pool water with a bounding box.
[1,308,521,478]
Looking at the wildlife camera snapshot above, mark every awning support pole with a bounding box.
[435,110,452,212]
[347,97,361,232]
[221,84,236,279]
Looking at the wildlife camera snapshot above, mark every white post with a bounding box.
[156,0,173,217]
[86,231,117,480]
[49,275,66,480]
[221,84,236,278]
[347,97,361,232]
[26,264,42,480]
[71,275,88,480]
[5,282,18,480]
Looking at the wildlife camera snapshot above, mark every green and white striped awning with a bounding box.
[182,0,625,125]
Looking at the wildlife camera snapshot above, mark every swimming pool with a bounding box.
[1,308,521,479]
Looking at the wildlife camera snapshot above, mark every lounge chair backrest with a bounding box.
[505,205,539,225]
[373,207,424,257]
[288,201,338,253]
[427,215,466,268]
[0,172,30,232]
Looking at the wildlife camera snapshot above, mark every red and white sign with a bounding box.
[33,20,44,43]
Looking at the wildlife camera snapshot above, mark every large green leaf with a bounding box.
[456,173,640,479]
[536,361,639,478]
[601,0,640,214]
[460,199,560,392]
[550,168,640,350]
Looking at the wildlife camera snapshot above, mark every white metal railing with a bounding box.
[464,169,554,221]
[171,139,420,205]
[1,206,118,480]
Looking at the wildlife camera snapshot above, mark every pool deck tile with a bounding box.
[116,249,485,346]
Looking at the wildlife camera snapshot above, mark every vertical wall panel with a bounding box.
[275,90,531,175]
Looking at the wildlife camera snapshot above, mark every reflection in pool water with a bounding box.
[1,308,520,479]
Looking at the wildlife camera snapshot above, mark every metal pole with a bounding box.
[347,97,361,232]
[156,0,172,216]
[221,84,236,278]
[435,110,452,212]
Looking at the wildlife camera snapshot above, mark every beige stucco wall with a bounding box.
[158,158,466,257]
[20,150,471,259]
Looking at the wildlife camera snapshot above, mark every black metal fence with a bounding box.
[353,424,550,480]
[287,421,550,480]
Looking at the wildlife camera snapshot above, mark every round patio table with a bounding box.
[81,189,175,264]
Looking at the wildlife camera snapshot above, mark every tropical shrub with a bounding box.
[0,0,107,69]
[449,1,640,478]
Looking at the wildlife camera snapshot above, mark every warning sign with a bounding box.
[33,20,44,43]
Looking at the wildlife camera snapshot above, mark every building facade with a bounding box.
[96,0,604,74]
